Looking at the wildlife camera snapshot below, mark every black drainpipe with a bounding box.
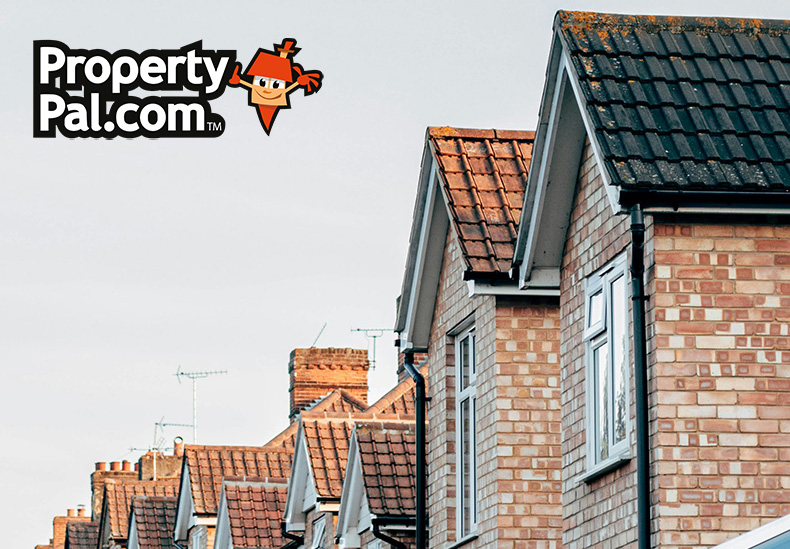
[630,205,650,549]
[403,351,427,549]
[372,518,408,549]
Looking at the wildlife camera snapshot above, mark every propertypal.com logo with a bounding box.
[33,39,323,138]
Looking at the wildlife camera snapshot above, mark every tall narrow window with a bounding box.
[584,254,629,468]
[455,325,476,539]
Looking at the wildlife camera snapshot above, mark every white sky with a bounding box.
[2,1,788,547]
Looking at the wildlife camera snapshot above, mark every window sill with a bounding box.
[576,451,631,484]
[448,533,479,549]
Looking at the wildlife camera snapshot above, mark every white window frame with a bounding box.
[454,323,477,540]
[311,515,327,549]
[583,253,630,476]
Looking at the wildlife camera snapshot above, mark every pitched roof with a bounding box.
[428,127,534,277]
[223,479,288,548]
[64,522,98,549]
[103,480,180,539]
[558,11,790,194]
[364,376,415,416]
[355,422,416,517]
[130,496,177,549]
[301,416,355,499]
[263,388,369,449]
[184,445,291,515]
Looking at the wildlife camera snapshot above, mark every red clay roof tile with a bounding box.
[355,422,416,517]
[64,522,98,549]
[130,496,177,549]
[184,445,291,515]
[428,126,534,278]
[224,480,288,549]
[103,480,179,540]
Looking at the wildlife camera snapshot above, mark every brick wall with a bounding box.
[560,140,636,548]
[289,348,370,421]
[424,228,562,549]
[650,221,790,548]
[492,298,562,549]
[425,229,479,549]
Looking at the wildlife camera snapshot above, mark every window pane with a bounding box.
[611,275,627,446]
[460,335,470,390]
[588,290,603,328]
[596,342,610,461]
[461,398,471,536]
[470,332,476,377]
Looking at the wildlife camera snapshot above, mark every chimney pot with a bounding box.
[77,506,86,517]
[67,509,76,517]
[174,436,185,457]
[95,462,106,471]
[110,461,120,471]
[122,460,131,471]
[134,462,139,472]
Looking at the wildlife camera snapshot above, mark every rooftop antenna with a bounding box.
[130,417,191,480]
[311,322,327,347]
[351,328,391,369]
[174,367,228,443]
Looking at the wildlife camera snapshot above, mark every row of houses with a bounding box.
[36,10,790,549]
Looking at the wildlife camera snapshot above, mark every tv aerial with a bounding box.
[174,367,228,443]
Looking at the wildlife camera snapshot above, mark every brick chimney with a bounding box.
[288,347,370,421]
[90,460,136,519]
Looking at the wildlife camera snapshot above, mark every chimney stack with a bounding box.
[174,436,185,457]
[288,347,370,421]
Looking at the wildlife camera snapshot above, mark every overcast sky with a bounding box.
[2,1,788,547]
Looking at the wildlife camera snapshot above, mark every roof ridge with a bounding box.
[556,10,790,36]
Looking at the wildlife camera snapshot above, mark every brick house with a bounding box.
[510,11,790,549]
[98,479,180,549]
[394,127,563,549]
[172,347,373,549]
[282,379,417,549]
[335,421,417,549]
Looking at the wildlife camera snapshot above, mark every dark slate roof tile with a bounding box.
[558,11,790,193]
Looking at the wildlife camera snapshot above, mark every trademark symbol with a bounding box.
[207,121,223,132]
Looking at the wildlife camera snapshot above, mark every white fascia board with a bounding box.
[466,279,560,297]
[514,33,564,270]
[284,423,310,531]
[127,514,139,549]
[557,42,621,215]
[714,513,790,548]
[520,50,572,285]
[174,460,194,542]
[214,485,231,549]
[336,433,361,542]
[396,142,438,334]
[401,156,448,350]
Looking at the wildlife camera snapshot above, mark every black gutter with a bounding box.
[281,522,304,548]
[402,351,427,549]
[620,189,790,211]
[372,518,408,549]
[630,205,650,549]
